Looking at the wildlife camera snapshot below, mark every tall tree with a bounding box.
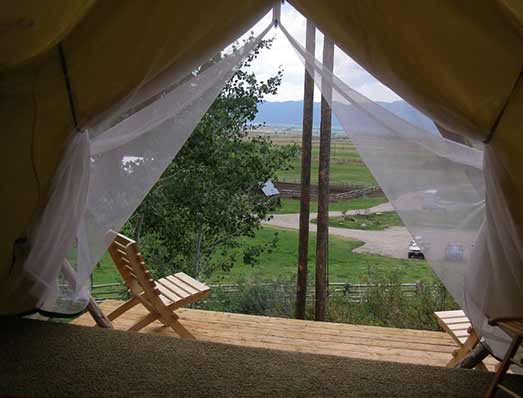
[296,20,315,320]
[315,36,334,321]
[127,40,297,279]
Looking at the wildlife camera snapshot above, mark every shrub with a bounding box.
[198,271,458,331]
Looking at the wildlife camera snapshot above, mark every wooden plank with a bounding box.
[157,278,191,299]
[173,273,209,292]
[166,275,199,295]
[115,248,130,259]
[443,317,471,325]
[114,234,135,246]
[454,330,470,337]
[155,283,181,303]
[435,310,466,319]
[448,322,472,331]
[112,239,131,251]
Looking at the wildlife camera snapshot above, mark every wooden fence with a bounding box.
[274,182,382,202]
[92,281,434,304]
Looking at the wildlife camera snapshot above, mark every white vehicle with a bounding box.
[408,239,425,260]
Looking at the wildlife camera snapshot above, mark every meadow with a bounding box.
[93,226,434,287]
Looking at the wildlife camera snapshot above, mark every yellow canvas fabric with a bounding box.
[291,0,523,141]
[2,0,523,314]
[0,0,96,70]
[0,0,269,313]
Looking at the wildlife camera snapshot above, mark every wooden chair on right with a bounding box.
[485,318,523,398]
[106,233,210,339]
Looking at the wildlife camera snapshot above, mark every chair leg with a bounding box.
[160,312,195,340]
[448,332,478,368]
[107,297,140,321]
[128,312,160,332]
[485,335,522,398]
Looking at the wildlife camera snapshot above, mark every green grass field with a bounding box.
[314,211,403,231]
[93,226,435,287]
[274,195,387,214]
[209,227,433,284]
[272,136,377,187]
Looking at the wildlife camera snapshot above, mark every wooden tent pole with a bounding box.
[315,36,334,321]
[87,296,114,328]
[295,20,316,320]
[61,260,113,328]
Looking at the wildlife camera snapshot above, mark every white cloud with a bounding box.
[242,3,401,103]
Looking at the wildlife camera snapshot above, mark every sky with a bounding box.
[242,3,402,103]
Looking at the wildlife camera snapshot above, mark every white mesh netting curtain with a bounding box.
[279,24,520,360]
[22,23,272,316]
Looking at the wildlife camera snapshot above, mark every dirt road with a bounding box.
[265,203,412,259]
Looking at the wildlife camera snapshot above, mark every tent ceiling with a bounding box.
[291,0,523,141]
[1,0,522,321]
[0,0,96,70]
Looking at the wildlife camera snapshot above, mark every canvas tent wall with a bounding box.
[1,0,522,358]
[0,0,270,314]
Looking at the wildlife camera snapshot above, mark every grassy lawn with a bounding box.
[93,226,435,287]
[274,195,387,214]
[92,254,123,285]
[313,211,403,231]
[207,226,434,284]
[273,137,377,187]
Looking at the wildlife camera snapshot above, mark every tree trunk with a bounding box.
[193,224,204,277]
[134,212,145,243]
[296,20,316,320]
[315,36,334,322]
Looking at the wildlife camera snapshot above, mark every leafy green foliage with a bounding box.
[127,39,297,279]
[198,271,457,331]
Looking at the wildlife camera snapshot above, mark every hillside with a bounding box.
[253,100,438,133]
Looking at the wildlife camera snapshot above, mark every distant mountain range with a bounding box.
[254,100,438,133]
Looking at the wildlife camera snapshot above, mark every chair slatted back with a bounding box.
[108,233,160,303]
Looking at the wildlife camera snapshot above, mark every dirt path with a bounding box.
[265,202,412,259]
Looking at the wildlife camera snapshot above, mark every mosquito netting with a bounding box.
[279,23,520,360]
[20,23,272,316]
[16,6,520,361]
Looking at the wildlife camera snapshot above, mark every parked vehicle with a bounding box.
[445,241,464,261]
[408,239,425,260]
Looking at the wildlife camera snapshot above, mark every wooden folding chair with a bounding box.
[107,233,209,339]
[485,318,523,398]
[434,310,488,370]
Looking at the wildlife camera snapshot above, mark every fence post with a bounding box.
[416,281,424,295]
[344,283,351,302]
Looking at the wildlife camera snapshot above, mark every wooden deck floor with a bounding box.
[73,299,497,369]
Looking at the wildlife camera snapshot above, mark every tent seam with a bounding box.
[483,67,523,144]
